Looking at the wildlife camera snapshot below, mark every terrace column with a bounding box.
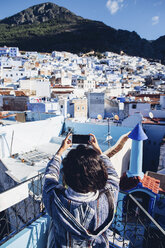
[127,123,148,179]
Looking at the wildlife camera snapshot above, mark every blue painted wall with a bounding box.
[143,124,165,172]
[1,215,50,248]
[27,103,45,113]
[65,120,131,151]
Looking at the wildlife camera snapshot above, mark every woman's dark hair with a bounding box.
[62,145,108,193]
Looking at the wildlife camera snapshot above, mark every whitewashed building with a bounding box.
[0,47,20,57]
[20,79,51,98]
[8,47,20,57]
[87,92,105,118]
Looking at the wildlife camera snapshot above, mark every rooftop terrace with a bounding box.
[0,117,164,247]
[0,162,165,247]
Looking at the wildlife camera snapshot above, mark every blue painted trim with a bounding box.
[126,185,158,197]
[124,187,158,216]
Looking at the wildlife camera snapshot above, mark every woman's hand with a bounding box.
[89,133,102,155]
[56,133,72,156]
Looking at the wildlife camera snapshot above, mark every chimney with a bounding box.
[126,123,148,179]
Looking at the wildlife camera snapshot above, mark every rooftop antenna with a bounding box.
[106,117,112,148]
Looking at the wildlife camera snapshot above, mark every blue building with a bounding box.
[0,47,20,57]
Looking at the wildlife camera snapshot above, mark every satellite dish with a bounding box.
[149,112,154,119]
[114,115,119,121]
[97,114,102,120]
[106,135,112,141]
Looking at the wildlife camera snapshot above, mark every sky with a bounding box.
[0,0,165,40]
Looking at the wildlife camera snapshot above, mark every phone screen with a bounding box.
[72,134,90,144]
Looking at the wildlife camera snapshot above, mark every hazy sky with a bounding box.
[0,0,164,40]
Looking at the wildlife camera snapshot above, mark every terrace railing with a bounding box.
[109,193,165,248]
[0,173,45,245]
[0,174,165,247]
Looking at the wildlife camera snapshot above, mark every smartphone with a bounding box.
[72,134,90,144]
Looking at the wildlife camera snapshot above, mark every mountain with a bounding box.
[152,35,165,63]
[0,2,82,25]
[0,2,164,63]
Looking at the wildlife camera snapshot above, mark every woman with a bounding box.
[43,133,119,248]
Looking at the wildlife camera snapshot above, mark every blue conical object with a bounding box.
[128,123,148,141]
[127,123,147,179]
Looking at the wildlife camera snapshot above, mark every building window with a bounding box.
[77,106,80,111]
[132,104,137,109]
[151,104,155,110]
[82,106,84,110]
